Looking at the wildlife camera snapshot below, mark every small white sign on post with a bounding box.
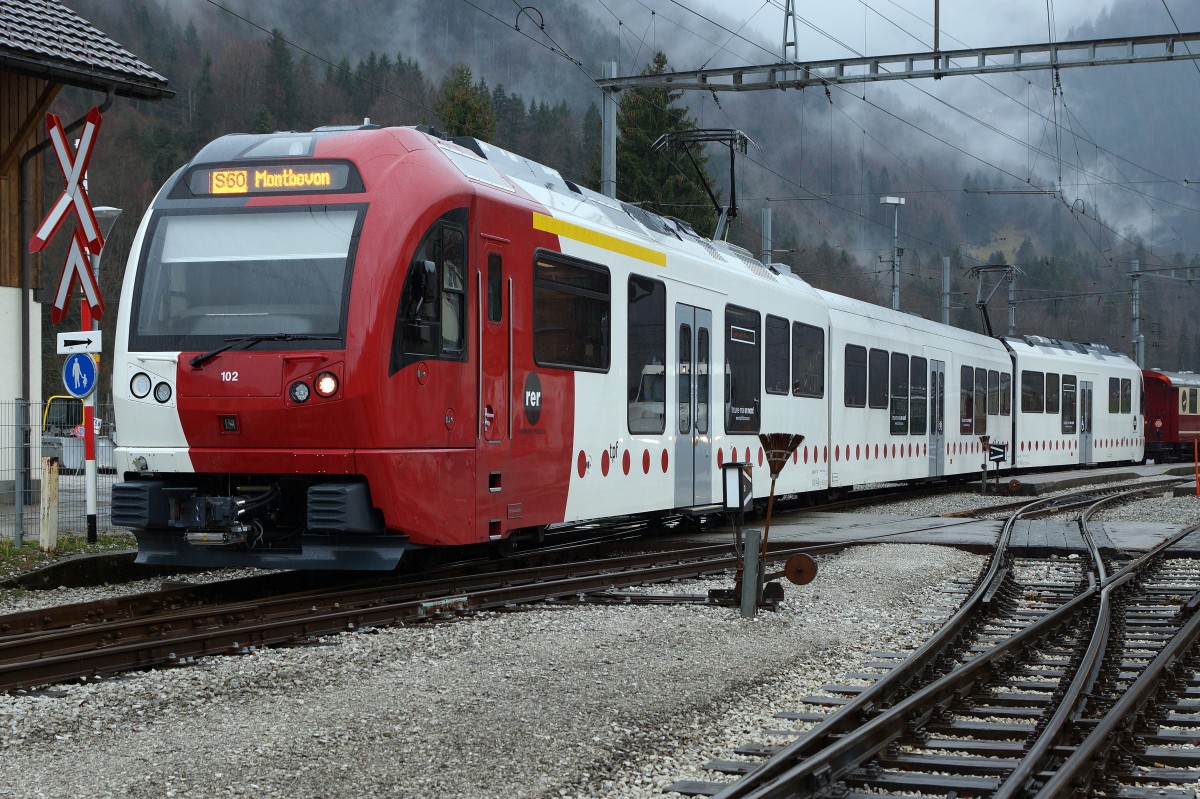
[57,330,102,354]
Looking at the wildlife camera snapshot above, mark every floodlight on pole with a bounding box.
[880,196,905,311]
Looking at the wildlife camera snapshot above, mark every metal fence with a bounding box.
[0,400,120,543]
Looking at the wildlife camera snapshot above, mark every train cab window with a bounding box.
[533,251,610,371]
[627,276,666,435]
[890,353,909,435]
[1021,371,1044,413]
[844,345,867,408]
[960,365,974,434]
[974,367,987,434]
[1185,389,1200,415]
[791,323,824,398]
[1120,379,1132,414]
[390,209,468,375]
[910,357,927,435]
[487,253,503,323]
[725,305,761,433]
[987,370,1000,415]
[765,315,789,396]
[868,349,888,409]
[441,228,466,353]
[1108,378,1120,414]
[1062,375,1078,434]
[999,373,1012,416]
[1046,373,1061,415]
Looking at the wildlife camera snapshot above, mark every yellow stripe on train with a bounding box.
[532,212,666,268]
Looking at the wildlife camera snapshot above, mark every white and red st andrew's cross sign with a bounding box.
[28,107,106,324]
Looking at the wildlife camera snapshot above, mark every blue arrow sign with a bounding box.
[63,353,98,399]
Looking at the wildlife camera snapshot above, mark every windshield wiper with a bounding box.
[189,334,340,368]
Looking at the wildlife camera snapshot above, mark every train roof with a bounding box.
[1001,335,1135,365]
[1143,369,1200,388]
[816,289,1003,349]
[447,133,834,304]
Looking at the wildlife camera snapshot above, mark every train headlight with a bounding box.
[314,371,339,397]
[153,382,173,404]
[130,373,152,399]
[289,381,311,403]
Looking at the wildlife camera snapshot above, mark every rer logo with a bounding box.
[523,372,543,426]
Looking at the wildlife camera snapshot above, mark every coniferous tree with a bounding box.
[435,64,496,141]
[263,30,299,130]
[615,52,717,237]
[581,101,602,190]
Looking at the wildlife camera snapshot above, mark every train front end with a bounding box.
[111,127,411,570]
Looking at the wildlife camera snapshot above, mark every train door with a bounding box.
[674,305,713,508]
[928,360,946,477]
[477,245,510,539]
[1079,380,1093,463]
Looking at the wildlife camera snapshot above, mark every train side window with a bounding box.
[725,304,761,433]
[390,209,468,375]
[890,353,909,435]
[765,315,789,395]
[844,345,867,408]
[1120,378,1131,414]
[487,253,503,323]
[909,356,927,435]
[533,251,610,371]
[1190,388,1198,415]
[960,365,974,435]
[999,372,1012,416]
[974,367,987,434]
[1021,370,1044,413]
[1046,373,1061,415]
[1108,377,1120,414]
[791,323,824,398]
[868,348,888,409]
[987,370,1000,415]
[627,275,666,435]
[1061,375,1078,434]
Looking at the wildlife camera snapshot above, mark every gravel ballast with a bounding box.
[2,483,1197,798]
[0,544,981,799]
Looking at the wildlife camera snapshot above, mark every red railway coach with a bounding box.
[1143,369,1200,461]
[110,124,1141,571]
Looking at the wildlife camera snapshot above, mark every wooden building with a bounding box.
[1,0,173,407]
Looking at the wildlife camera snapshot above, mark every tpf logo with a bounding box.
[523,372,543,425]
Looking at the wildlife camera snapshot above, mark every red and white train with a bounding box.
[1142,368,1200,461]
[110,124,1144,570]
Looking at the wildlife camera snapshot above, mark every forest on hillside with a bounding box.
[41,0,1200,399]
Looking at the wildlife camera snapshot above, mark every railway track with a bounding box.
[667,483,1200,799]
[0,535,842,694]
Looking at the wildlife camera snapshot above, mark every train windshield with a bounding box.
[130,205,363,351]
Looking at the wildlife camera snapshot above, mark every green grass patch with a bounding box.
[0,535,133,577]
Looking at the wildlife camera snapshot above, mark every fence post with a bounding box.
[40,457,58,551]
[13,400,26,546]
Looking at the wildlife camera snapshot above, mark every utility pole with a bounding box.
[760,204,772,265]
[601,61,617,199]
[881,196,904,310]
[941,256,950,325]
[1130,259,1144,367]
[1007,270,1017,335]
